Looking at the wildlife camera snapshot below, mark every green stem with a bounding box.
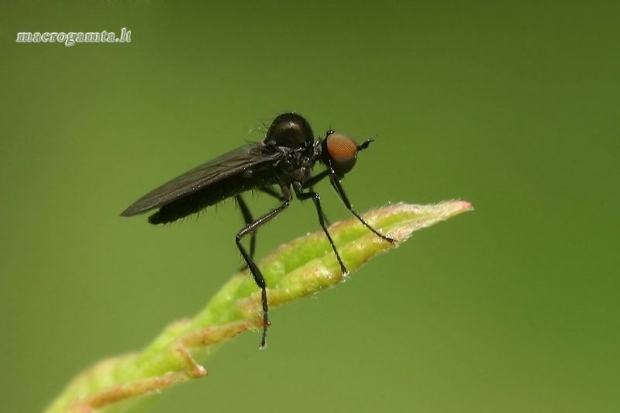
[45,201,473,413]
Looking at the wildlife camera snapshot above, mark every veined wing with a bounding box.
[121,143,280,216]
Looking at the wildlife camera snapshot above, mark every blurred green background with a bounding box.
[1,1,618,412]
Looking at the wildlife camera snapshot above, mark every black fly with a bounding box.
[121,113,394,348]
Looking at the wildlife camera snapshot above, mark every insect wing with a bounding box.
[121,143,279,216]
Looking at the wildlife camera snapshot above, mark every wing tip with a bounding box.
[120,206,138,217]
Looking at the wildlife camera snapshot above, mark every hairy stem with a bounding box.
[45,201,473,413]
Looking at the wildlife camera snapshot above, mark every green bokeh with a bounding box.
[1,1,618,412]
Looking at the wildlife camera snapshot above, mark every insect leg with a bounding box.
[302,170,329,189]
[235,195,257,260]
[259,186,287,201]
[236,188,288,264]
[301,171,332,224]
[309,186,332,225]
[295,188,347,275]
[328,176,395,243]
[236,189,292,349]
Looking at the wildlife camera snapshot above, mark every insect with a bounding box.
[121,113,395,348]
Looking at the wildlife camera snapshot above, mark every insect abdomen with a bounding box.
[148,172,275,224]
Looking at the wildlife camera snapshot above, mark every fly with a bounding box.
[121,113,395,348]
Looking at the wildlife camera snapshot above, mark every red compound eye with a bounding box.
[324,133,359,176]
